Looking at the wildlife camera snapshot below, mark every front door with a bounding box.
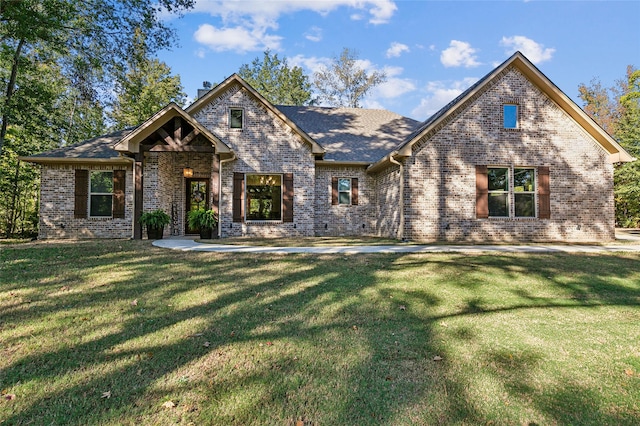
[186,179,209,234]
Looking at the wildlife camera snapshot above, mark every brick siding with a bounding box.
[193,83,316,238]
[39,164,133,238]
[314,165,375,236]
[398,66,615,242]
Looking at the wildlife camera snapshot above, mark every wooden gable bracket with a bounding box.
[155,127,180,148]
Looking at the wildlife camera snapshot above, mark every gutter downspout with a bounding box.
[218,152,237,238]
[388,152,404,241]
[119,154,136,239]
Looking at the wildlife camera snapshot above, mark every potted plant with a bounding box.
[139,209,171,239]
[187,208,218,239]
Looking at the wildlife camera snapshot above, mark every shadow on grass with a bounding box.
[1,241,638,425]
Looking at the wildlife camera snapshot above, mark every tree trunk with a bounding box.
[0,38,25,157]
[6,159,21,236]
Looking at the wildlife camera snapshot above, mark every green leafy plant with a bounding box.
[139,209,171,228]
[187,209,218,230]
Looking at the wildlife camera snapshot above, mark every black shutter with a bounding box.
[113,170,126,219]
[351,178,358,205]
[74,170,88,219]
[233,173,244,222]
[283,173,294,222]
[331,177,338,205]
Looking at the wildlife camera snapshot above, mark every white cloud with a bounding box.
[188,1,397,52]
[191,0,396,25]
[411,78,478,119]
[386,42,410,58]
[304,26,323,42]
[500,36,555,64]
[440,40,481,68]
[375,77,416,99]
[289,54,330,75]
[193,24,282,53]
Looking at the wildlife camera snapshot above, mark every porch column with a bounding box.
[134,153,144,239]
[211,154,220,214]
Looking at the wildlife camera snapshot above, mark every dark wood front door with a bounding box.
[186,179,209,234]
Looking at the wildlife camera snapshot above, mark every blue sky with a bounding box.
[158,0,640,120]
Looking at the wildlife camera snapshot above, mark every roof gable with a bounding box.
[370,51,634,172]
[186,74,325,156]
[113,103,232,156]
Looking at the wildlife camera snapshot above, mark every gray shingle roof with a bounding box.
[278,106,421,162]
[28,128,134,160]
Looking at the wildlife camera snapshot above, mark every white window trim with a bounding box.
[89,171,113,218]
[337,177,352,205]
[244,173,283,222]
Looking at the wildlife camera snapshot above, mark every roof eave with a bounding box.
[394,52,634,163]
[114,102,232,154]
[316,160,370,167]
[20,156,133,166]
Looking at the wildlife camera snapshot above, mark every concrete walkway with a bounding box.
[153,229,640,254]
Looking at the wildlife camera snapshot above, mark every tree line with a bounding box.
[1,1,636,236]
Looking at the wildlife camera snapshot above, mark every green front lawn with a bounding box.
[1,240,639,425]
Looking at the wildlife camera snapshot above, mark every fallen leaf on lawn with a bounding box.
[385,376,393,381]
[352,325,358,331]
[131,299,138,306]
[101,391,111,399]
[4,394,16,401]
[433,355,443,361]
[624,368,635,376]
[229,331,235,337]
[266,341,273,346]
[399,305,406,311]
[203,341,211,347]
[296,421,304,426]
[162,400,176,408]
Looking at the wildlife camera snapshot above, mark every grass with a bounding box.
[1,240,639,425]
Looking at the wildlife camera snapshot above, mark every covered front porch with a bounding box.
[112,103,233,239]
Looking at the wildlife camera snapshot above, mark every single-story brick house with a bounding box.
[24,52,634,242]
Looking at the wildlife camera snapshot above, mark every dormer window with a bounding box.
[503,104,518,129]
[230,108,243,129]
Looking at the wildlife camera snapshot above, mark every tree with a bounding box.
[110,31,186,128]
[0,0,195,156]
[238,50,313,106]
[579,66,640,227]
[313,48,386,108]
[0,0,194,236]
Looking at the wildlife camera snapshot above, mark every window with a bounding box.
[230,108,243,129]
[90,171,113,217]
[332,177,359,206]
[486,167,535,218]
[503,104,518,129]
[245,174,282,220]
[338,178,351,205]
